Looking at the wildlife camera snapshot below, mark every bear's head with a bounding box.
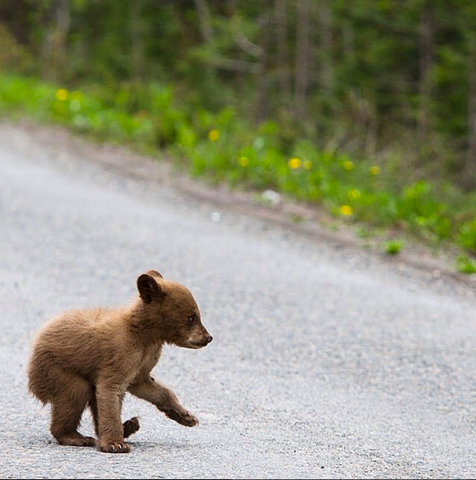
[136,270,213,349]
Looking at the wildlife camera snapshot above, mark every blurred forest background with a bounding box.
[1,0,476,271]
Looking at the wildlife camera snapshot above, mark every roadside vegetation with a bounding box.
[1,1,476,273]
[1,73,475,274]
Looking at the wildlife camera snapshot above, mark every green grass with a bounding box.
[1,73,475,274]
[456,254,476,274]
[384,240,404,255]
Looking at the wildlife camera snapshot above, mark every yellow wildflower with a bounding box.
[343,160,354,171]
[339,205,353,216]
[238,156,249,167]
[208,129,219,142]
[303,160,312,170]
[55,89,68,101]
[370,165,380,175]
[288,157,301,169]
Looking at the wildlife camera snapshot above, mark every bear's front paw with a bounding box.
[98,441,131,454]
[165,409,199,427]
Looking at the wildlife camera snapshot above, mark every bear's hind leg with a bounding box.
[123,417,140,438]
[50,373,95,447]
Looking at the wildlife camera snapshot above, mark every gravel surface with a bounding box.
[0,121,475,479]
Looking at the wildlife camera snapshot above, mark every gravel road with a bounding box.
[0,121,475,479]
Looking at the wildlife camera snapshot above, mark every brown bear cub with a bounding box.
[27,270,212,454]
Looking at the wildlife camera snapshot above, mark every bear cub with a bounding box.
[27,270,212,454]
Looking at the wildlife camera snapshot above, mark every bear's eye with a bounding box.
[188,314,197,323]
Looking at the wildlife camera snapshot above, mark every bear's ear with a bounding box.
[137,273,163,303]
[146,269,164,279]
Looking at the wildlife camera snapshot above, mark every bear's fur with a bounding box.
[27,270,212,454]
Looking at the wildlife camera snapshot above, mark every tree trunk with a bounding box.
[193,0,213,43]
[41,0,70,82]
[318,0,333,93]
[255,10,271,122]
[275,0,290,101]
[130,0,145,82]
[464,32,476,190]
[417,2,433,150]
[342,20,355,60]
[294,0,310,117]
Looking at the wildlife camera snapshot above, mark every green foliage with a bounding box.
[1,2,476,279]
[458,219,476,254]
[3,0,476,182]
[456,254,476,274]
[384,240,404,255]
[1,73,475,274]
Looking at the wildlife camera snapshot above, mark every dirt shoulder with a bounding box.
[3,118,475,293]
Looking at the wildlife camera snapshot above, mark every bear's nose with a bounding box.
[206,335,213,344]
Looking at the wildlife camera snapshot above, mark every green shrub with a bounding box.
[458,219,476,254]
[456,254,476,274]
[384,240,404,255]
